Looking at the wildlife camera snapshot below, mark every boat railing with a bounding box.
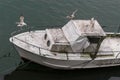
[12,36,42,55]
[11,36,120,60]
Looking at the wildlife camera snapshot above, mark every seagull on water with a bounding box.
[66,9,78,20]
[16,15,27,27]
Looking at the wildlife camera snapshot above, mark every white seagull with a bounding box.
[66,9,78,20]
[90,17,95,27]
[16,15,27,27]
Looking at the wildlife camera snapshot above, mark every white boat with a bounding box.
[9,18,120,70]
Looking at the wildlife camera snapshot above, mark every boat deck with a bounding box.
[10,30,120,60]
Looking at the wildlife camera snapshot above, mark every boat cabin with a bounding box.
[44,28,72,52]
[44,18,106,53]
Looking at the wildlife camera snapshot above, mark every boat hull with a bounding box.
[14,45,120,70]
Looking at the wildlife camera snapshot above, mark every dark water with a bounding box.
[0,0,120,80]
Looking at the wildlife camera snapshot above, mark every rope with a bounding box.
[69,60,94,68]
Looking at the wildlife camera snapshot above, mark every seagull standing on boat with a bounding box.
[90,17,95,32]
[16,15,27,28]
[90,17,95,27]
[66,9,78,20]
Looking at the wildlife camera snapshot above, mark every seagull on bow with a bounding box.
[16,15,27,27]
[66,9,78,20]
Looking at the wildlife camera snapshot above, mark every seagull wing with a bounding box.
[72,9,78,15]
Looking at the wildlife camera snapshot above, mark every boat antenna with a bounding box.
[66,9,78,20]
[16,14,27,29]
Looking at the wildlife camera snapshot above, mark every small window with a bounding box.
[44,33,47,40]
[47,40,50,47]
